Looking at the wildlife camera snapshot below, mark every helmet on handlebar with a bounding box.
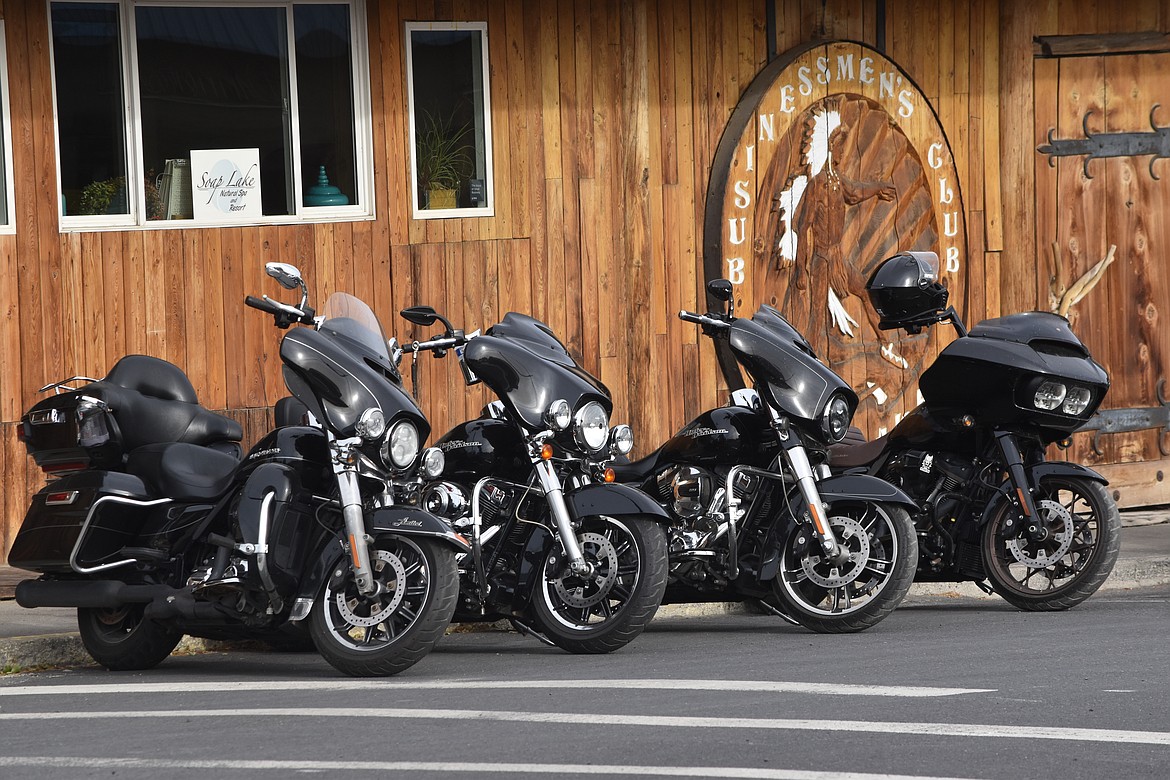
[866,251,949,331]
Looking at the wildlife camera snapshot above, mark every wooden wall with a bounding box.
[3,0,1170,560]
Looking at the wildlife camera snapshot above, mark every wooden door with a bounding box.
[1034,51,1170,506]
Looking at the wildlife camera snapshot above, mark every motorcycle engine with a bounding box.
[422,481,471,522]
[886,449,976,574]
[656,466,721,533]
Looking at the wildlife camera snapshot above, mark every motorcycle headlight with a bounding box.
[820,393,852,443]
[381,421,420,469]
[573,401,610,452]
[421,446,445,479]
[609,424,634,456]
[1062,386,1093,416]
[1034,381,1067,411]
[544,399,571,431]
[355,408,386,441]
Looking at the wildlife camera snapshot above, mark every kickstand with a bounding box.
[509,617,558,647]
[974,580,995,595]
[753,599,802,627]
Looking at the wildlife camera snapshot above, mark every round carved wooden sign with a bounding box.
[703,40,967,434]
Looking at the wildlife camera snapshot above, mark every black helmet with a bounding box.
[866,251,949,330]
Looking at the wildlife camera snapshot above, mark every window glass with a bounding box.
[0,22,12,228]
[408,24,492,217]
[49,1,370,229]
[295,4,356,209]
[136,5,290,219]
[52,2,128,218]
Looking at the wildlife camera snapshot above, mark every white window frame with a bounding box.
[49,0,375,232]
[0,21,17,234]
[405,21,495,220]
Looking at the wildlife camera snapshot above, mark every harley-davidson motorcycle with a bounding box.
[614,280,919,633]
[8,263,464,676]
[400,305,669,653]
[830,251,1121,609]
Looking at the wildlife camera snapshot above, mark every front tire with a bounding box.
[769,501,917,633]
[310,535,458,677]
[77,605,182,671]
[981,476,1120,610]
[531,515,668,654]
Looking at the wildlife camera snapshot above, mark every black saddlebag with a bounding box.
[7,471,157,574]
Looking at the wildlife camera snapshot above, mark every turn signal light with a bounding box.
[540,442,555,460]
[603,468,616,483]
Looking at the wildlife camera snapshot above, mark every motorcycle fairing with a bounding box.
[280,327,429,443]
[729,306,857,428]
[462,331,610,432]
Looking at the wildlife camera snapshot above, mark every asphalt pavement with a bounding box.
[1,511,1167,673]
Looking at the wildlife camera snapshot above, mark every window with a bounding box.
[50,1,372,230]
[0,22,15,232]
[405,22,494,219]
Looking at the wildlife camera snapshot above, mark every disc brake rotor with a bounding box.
[799,516,870,588]
[334,548,406,627]
[551,531,619,608]
[1006,499,1074,567]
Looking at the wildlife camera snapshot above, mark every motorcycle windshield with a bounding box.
[319,293,392,364]
[729,304,855,426]
[279,293,423,440]
[464,313,611,431]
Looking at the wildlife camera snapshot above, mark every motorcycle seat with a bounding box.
[827,427,889,470]
[126,442,239,502]
[610,447,664,484]
[90,356,243,451]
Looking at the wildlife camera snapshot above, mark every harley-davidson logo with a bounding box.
[439,440,481,452]
[680,427,731,439]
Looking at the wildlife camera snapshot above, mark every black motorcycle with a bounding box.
[615,280,919,633]
[9,263,465,676]
[400,306,670,653]
[830,251,1121,609]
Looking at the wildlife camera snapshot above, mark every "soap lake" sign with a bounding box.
[191,148,262,221]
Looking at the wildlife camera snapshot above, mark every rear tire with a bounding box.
[530,515,668,654]
[310,535,458,677]
[77,605,182,671]
[769,501,917,633]
[981,476,1120,611]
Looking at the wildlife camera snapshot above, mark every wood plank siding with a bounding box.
[4,0,1170,559]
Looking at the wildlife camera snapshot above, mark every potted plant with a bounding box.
[416,110,472,210]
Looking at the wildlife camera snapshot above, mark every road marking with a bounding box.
[1,708,1167,746]
[0,757,984,780]
[0,678,992,698]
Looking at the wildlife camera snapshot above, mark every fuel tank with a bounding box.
[433,416,531,484]
[237,426,332,495]
[657,406,777,469]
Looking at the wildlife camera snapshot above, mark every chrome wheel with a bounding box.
[770,501,917,633]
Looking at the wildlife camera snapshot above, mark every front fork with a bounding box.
[532,458,592,577]
[331,436,377,595]
[994,431,1046,541]
[769,408,842,562]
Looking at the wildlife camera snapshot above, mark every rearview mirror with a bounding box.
[401,305,439,326]
[707,279,733,302]
[265,262,304,291]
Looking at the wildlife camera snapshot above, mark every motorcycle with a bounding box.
[830,251,1121,609]
[8,262,465,676]
[400,305,670,653]
[614,279,919,633]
